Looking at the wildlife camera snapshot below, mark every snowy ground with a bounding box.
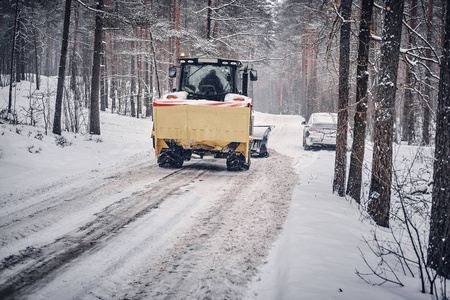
[0,80,443,299]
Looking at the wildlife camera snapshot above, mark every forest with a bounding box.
[0,0,446,133]
[0,0,449,297]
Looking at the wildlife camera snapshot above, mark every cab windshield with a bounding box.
[180,64,233,97]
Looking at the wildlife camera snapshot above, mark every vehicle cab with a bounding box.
[168,55,257,102]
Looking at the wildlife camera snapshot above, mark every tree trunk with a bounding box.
[149,29,161,98]
[368,0,405,228]
[333,0,353,197]
[15,23,21,83]
[31,1,40,90]
[52,0,72,135]
[302,33,309,118]
[100,31,106,112]
[8,0,20,114]
[422,0,434,145]
[206,0,212,40]
[108,0,116,114]
[130,40,136,118]
[33,28,40,90]
[70,2,79,133]
[137,28,142,119]
[346,0,374,202]
[402,0,417,144]
[144,25,151,118]
[427,0,450,279]
[89,0,104,135]
[213,0,219,39]
[20,32,25,81]
[104,55,109,110]
[302,1,312,120]
[175,0,181,57]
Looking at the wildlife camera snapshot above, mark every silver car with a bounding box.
[302,113,352,150]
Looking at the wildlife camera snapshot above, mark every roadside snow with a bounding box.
[248,113,438,300]
[1,80,443,299]
[0,111,152,194]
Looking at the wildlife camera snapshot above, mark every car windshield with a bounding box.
[311,113,337,129]
[181,64,233,96]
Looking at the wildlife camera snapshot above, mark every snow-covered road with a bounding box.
[0,137,298,299]
[1,108,436,300]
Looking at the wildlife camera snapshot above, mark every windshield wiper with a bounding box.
[186,65,206,81]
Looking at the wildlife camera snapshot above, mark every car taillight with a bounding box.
[233,98,245,102]
[167,95,177,99]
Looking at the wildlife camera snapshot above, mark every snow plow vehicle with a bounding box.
[152,55,258,171]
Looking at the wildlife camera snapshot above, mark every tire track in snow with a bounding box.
[118,150,298,300]
[0,161,209,298]
[0,150,298,300]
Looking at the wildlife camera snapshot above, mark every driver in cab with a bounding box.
[199,70,223,94]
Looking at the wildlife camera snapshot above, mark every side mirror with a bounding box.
[250,70,258,81]
[301,121,307,125]
[168,66,177,78]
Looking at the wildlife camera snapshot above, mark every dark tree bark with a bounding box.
[333,0,353,196]
[8,0,20,114]
[33,28,40,90]
[213,0,219,39]
[31,1,40,91]
[206,0,212,40]
[52,0,72,135]
[422,0,434,145]
[427,0,450,279]
[89,0,104,135]
[70,2,79,133]
[402,0,417,144]
[107,0,116,114]
[346,0,374,202]
[368,0,405,228]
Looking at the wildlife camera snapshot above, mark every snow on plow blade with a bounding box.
[152,99,252,169]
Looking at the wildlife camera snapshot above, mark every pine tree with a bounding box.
[346,0,374,202]
[52,0,72,135]
[427,0,450,279]
[368,0,405,228]
[333,0,352,197]
[89,0,104,135]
